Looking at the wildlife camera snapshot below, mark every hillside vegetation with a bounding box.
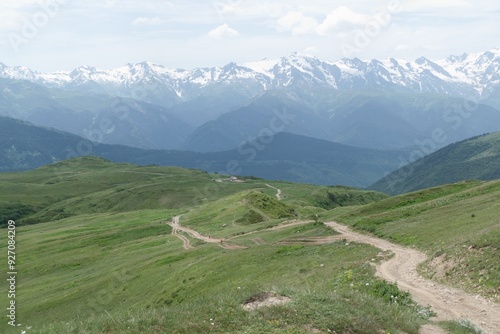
[0,158,434,334]
[328,179,500,301]
[0,156,387,228]
[371,132,500,195]
[1,158,499,333]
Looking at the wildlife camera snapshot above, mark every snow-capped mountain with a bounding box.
[1,49,499,107]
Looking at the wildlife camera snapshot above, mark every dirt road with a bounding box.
[170,222,193,250]
[167,216,500,332]
[265,184,282,200]
[325,222,500,334]
[168,216,246,250]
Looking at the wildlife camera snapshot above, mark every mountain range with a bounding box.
[1,49,499,105]
[0,116,409,187]
[1,49,500,190]
[2,72,500,154]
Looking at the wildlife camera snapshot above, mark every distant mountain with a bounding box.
[209,132,408,187]
[2,50,500,153]
[182,91,500,152]
[181,93,330,152]
[0,78,193,149]
[1,49,499,108]
[0,116,408,187]
[369,132,500,195]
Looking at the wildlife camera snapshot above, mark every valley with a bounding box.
[1,158,499,333]
[1,1,499,332]
[1,48,499,334]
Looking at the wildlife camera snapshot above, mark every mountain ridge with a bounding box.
[0,115,408,187]
[369,131,500,194]
[1,49,499,107]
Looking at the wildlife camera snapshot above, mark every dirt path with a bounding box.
[265,184,282,200]
[170,223,193,250]
[167,217,500,331]
[325,222,500,334]
[168,216,246,250]
[169,217,313,249]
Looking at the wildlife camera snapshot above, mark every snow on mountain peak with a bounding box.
[243,57,280,76]
[0,49,498,100]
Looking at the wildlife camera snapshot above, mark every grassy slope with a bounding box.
[2,212,425,334]
[0,158,431,334]
[179,191,298,238]
[0,156,387,227]
[371,132,500,195]
[326,180,500,301]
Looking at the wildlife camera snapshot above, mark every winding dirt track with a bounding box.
[168,216,246,250]
[170,223,193,250]
[265,184,282,200]
[167,215,500,333]
[325,222,500,334]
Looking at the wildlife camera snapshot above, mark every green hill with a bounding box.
[0,156,388,228]
[0,115,409,187]
[327,179,500,301]
[370,132,500,195]
[0,159,436,334]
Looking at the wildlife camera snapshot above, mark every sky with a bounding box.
[0,0,498,72]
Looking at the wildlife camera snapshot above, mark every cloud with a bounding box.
[208,23,239,40]
[277,11,318,35]
[395,44,410,51]
[402,0,471,11]
[0,0,49,31]
[132,17,163,26]
[303,46,319,55]
[316,6,372,35]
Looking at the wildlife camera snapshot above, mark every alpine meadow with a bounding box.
[1,1,500,334]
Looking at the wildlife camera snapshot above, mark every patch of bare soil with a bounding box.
[427,254,459,280]
[242,292,291,311]
[419,324,448,334]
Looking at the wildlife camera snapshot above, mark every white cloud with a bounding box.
[0,0,50,31]
[208,23,239,40]
[132,17,163,26]
[303,46,319,55]
[1,0,498,72]
[395,44,410,51]
[402,0,471,11]
[277,11,318,35]
[316,6,372,36]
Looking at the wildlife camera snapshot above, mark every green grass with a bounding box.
[371,131,500,195]
[180,190,298,238]
[441,319,484,334]
[0,157,384,227]
[326,179,500,300]
[1,209,427,334]
[6,158,498,333]
[0,158,429,333]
